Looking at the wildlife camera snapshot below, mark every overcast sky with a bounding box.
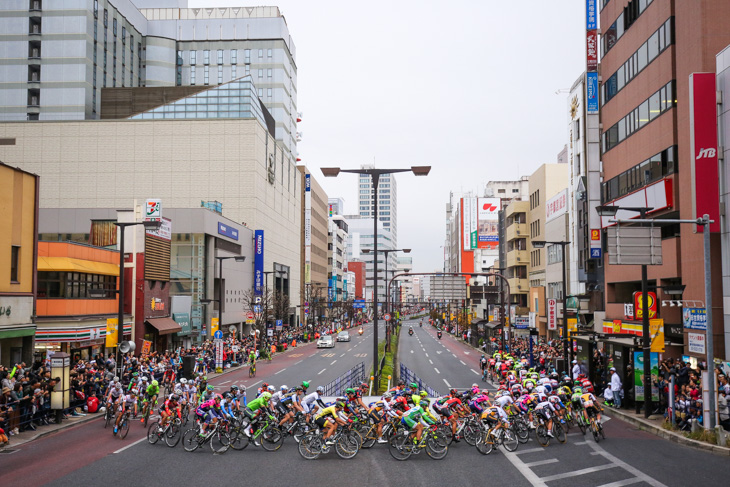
[192,0,586,271]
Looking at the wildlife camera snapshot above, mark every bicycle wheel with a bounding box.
[475,431,494,455]
[210,430,230,454]
[513,420,529,444]
[599,422,606,440]
[261,426,284,451]
[463,422,480,446]
[165,421,182,447]
[104,409,112,429]
[298,433,322,460]
[502,428,519,452]
[535,425,550,447]
[142,405,150,427]
[182,428,201,452]
[335,433,359,459]
[360,426,377,449]
[425,432,449,460]
[147,421,161,444]
[591,420,600,443]
[389,431,413,461]
[181,407,189,426]
[120,416,130,439]
[436,423,454,444]
[577,416,587,435]
[229,426,250,450]
[553,422,567,444]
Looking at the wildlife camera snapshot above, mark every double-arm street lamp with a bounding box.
[202,255,246,339]
[532,240,571,366]
[322,165,430,380]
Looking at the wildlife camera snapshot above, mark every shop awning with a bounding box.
[35,321,132,343]
[146,317,182,335]
[0,325,36,340]
[38,256,119,276]
[485,321,502,329]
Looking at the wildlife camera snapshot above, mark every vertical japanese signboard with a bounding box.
[304,174,312,283]
[254,230,264,295]
[547,298,557,330]
[689,73,720,232]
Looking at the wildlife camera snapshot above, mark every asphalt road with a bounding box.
[2,318,728,487]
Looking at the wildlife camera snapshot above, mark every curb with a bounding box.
[0,340,317,451]
[603,404,730,456]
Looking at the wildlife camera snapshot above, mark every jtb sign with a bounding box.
[254,230,264,295]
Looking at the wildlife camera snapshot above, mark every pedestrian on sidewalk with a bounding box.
[610,367,622,409]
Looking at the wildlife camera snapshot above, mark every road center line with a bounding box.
[294,360,303,365]
[452,354,457,358]
[410,350,414,353]
[340,353,346,357]
[470,368,479,375]
[275,368,286,375]
[460,360,466,365]
[443,379,452,388]
[425,353,429,357]
[330,360,337,365]
[317,368,326,375]
[434,368,440,374]
[249,380,262,388]
[219,380,231,385]
[429,359,433,364]
[114,436,146,454]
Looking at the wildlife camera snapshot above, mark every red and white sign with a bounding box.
[688,332,706,354]
[633,291,657,320]
[547,299,557,330]
[383,313,391,321]
[546,189,568,222]
[600,179,674,228]
[689,72,720,232]
[586,30,598,71]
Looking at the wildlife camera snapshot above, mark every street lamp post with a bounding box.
[362,248,411,322]
[532,240,571,366]
[323,166,430,381]
[202,255,246,340]
[113,219,161,365]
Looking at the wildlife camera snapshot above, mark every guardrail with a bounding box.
[322,362,365,397]
[399,363,441,398]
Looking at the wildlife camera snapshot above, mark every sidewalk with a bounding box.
[0,339,316,451]
[599,401,730,457]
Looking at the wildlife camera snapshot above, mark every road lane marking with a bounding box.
[114,437,147,454]
[470,368,479,375]
[220,380,231,385]
[410,350,414,353]
[434,368,440,374]
[586,438,668,487]
[295,360,303,365]
[501,450,548,487]
[524,459,559,468]
[275,368,286,375]
[443,379,451,388]
[348,348,352,351]
[595,479,643,487]
[429,359,433,364]
[250,380,262,388]
[330,360,337,365]
[513,447,545,455]
[425,353,429,357]
[540,464,617,482]
[317,368,326,375]
[340,353,346,357]
[452,354,457,358]
[460,360,466,365]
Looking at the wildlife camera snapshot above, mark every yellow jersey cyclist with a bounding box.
[315,401,349,445]
[580,390,603,425]
[368,391,400,443]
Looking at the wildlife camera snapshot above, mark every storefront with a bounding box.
[144,317,182,353]
[34,321,132,363]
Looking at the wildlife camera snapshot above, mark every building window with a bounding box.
[190,65,196,84]
[10,246,20,282]
[258,88,263,97]
[267,88,272,97]
[267,48,272,57]
[190,50,196,65]
[258,49,263,58]
[258,69,263,78]
[231,49,237,64]
[601,146,677,203]
[231,64,237,79]
[218,66,223,84]
[204,65,209,85]
[245,65,250,75]
[217,49,223,64]
[203,50,210,64]
[177,50,183,65]
[122,26,126,44]
[244,49,250,62]
[267,68,272,78]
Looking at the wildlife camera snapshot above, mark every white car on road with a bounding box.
[317,335,335,348]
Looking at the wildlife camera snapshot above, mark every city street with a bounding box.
[0,318,727,487]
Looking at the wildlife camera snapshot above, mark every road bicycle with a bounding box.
[182,419,230,453]
[113,409,132,439]
[534,412,566,447]
[298,423,361,460]
[587,409,606,442]
[388,426,448,461]
[475,423,519,455]
[140,396,157,427]
[147,417,182,447]
[103,401,115,429]
[228,411,284,451]
[249,363,257,378]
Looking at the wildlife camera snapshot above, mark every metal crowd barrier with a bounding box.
[399,363,442,398]
[322,362,365,397]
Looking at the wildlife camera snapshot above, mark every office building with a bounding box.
[298,166,329,312]
[357,165,397,246]
[344,215,395,303]
[598,0,730,362]
[0,1,297,156]
[328,215,348,302]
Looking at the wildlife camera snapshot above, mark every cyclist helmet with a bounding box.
[382,392,392,399]
[240,386,247,392]
[360,382,368,390]
[345,388,355,395]
[180,378,188,385]
[115,382,122,389]
[398,380,405,387]
[449,388,458,396]
[114,376,120,382]
[141,376,149,382]
[267,385,275,392]
[202,376,208,381]
[574,387,583,394]
[295,386,303,392]
[420,391,428,397]
[206,385,214,391]
[302,381,310,389]
[151,380,159,387]
[223,393,232,399]
[214,395,222,402]
[281,385,289,391]
[171,394,180,401]
[316,386,325,394]
[261,392,272,400]
[335,401,345,409]
[410,382,418,389]
[262,382,269,389]
[130,389,138,396]
[230,385,239,391]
